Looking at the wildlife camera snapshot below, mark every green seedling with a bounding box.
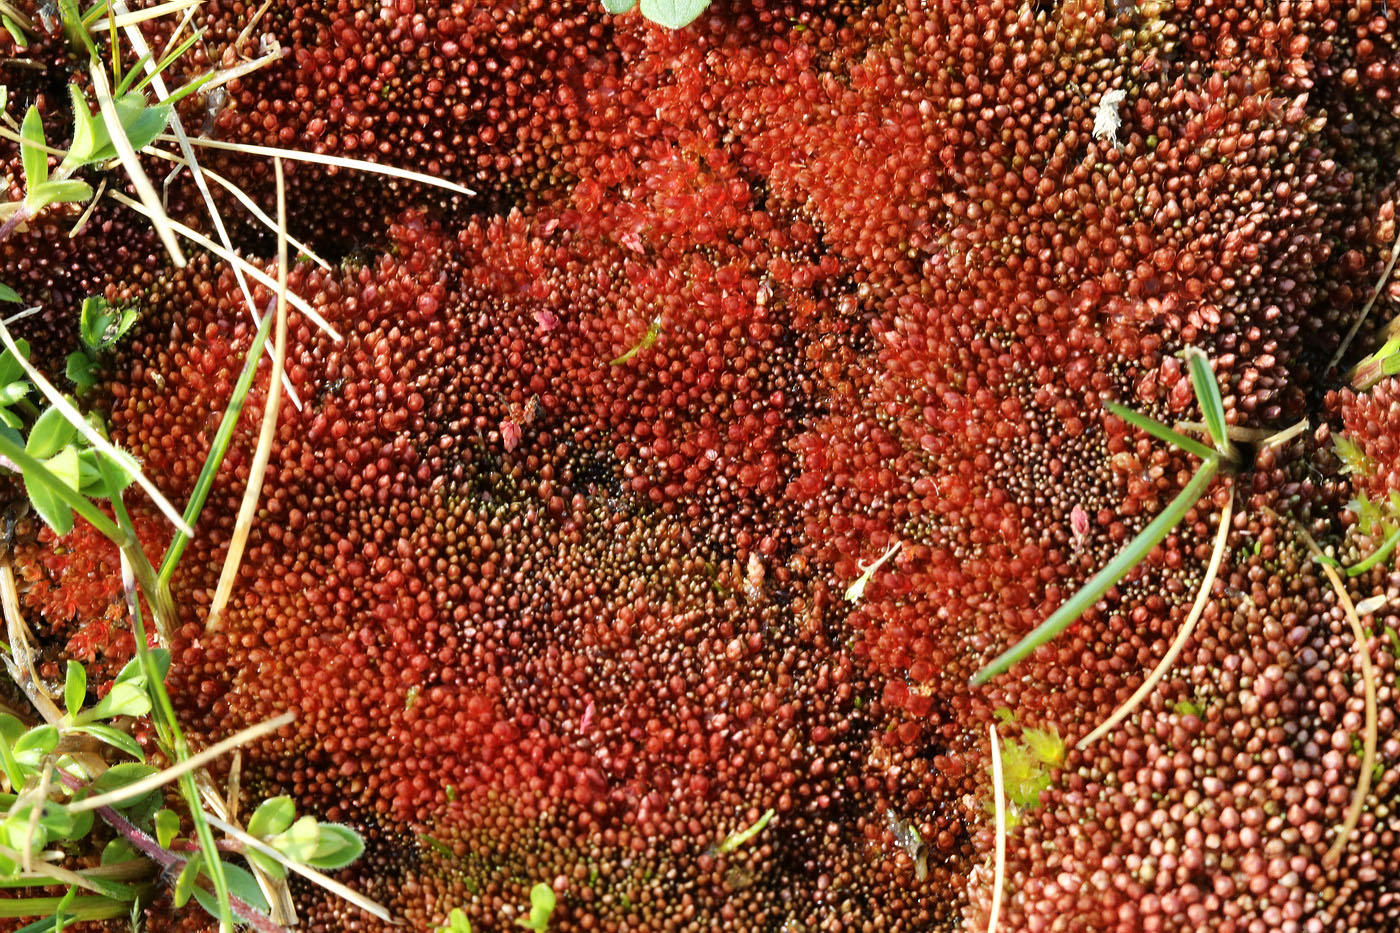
[717,808,775,854]
[439,908,473,933]
[515,882,557,931]
[971,347,1235,685]
[609,317,663,366]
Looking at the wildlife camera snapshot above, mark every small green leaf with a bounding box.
[124,788,164,827]
[49,802,93,842]
[440,908,473,933]
[19,107,48,191]
[79,296,112,349]
[73,723,144,760]
[267,814,320,863]
[0,716,24,790]
[307,823,365,870]
[1021,726,1066,767]
[25,179,94,212]
[246,795,295,839]
[0,339,30,385]
[515,882,557,931]
[173,852,201,909]
[66,352,95,391]
[115,648,169,686]
[77,448,136,498]
[155,809,180,849]
[602,0,638,11]
[101,837,139,865]
[42,445,81,494]
[2,14,28,48]
[244,847,287,880]
[117,99,172,154]
[0,381,29,406]
[191,860,270,923]
[638,0,709,28]
[80,680,152,722]
[61,87,169,169]
[27,407,77,459]
[63,661,86,719]
[1185,347,1229,456]
[13,724,58,760]
[22,463,74,536]
[89,762,157,798]
[0,283,19,303]
[63,85,106,169]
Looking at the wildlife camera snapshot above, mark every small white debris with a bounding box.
[1093,89,1128,148]
[1356,594,1389,616]
[844,540,902,602]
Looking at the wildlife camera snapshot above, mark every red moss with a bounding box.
[7,0,1400,929]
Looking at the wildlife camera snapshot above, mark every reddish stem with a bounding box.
[0,204,32,244]
[56,768,286,933]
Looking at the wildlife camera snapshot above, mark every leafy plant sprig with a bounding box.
[970,348,1236,685]
[66,295,137,392]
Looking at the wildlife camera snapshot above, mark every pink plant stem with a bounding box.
[56,769,287,933]
[0,205,32,244]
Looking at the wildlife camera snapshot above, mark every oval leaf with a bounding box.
[638,0,709,28]
[22,466,74,536]
[74,723,144,760]
[155,808,180,849]
[13,724,58,759]
[0,339,30,385]
[19,106,48,190]
[190,859,270,922]
[82,680,152,722]
[26,406,77,460]
[247,795,295,839]
[307,823,365,870]
[63,660,86,718]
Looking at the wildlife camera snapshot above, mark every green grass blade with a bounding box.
[113,51,152,97]
[1186,347,1229,456]
[100,456,235,933]
[1347,527,1400,578]
[0,894,130,920]
[1103,401,1217,463]
[132,28,203,96]
[157,305,275,589]
[971,457,1220,685]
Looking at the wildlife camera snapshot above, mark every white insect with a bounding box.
[1093,89,1128,148]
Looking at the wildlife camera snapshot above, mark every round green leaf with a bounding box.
[638,0,709,29]
[246,795,295,839]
